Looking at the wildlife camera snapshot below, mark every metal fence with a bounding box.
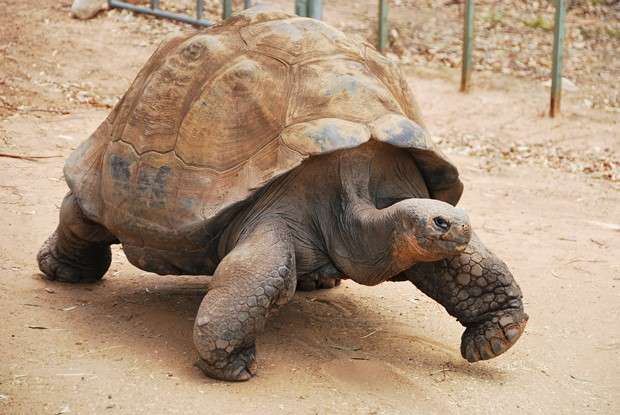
[107,1,386,46]
[108,1,214,26]
[295,0,322,19]
[460,0,567,117]
[106,0,253,25]
[107,0,568,117]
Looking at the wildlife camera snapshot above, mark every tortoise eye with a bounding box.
[433,216,450,231]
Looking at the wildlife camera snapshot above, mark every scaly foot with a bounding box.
[37,231,111,283]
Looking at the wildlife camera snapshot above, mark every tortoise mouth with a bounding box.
[445,239,469,252]
[427,237,470,257]
[460,309,529,363]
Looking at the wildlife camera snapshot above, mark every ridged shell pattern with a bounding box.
[64,6,461,249]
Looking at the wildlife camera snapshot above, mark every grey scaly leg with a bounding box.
[193,219,296,381]
[38,193,115,283]
[396,233,528,362]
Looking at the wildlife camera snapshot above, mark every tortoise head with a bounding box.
[389,198,472,266]
[314,142,472,285]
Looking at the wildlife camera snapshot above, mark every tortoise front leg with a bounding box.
[193,219,296,381]
[395,233,528,362]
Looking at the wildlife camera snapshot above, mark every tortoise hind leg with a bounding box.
[193,219,296,381]
[296,263,343,291]
[37,192,116,283]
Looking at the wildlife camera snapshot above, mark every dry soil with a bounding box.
[0,1,618,414]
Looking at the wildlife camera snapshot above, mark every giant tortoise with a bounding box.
[38,7,528,381]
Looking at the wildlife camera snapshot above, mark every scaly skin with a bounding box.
[37,193,115,283]
[38,143,526,381]
[193,219,296,381]
[397,232,528,362]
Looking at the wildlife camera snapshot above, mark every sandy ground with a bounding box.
[1,1,619,414]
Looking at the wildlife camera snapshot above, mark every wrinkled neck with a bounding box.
[326,198,408,286]
[320,151,420,285]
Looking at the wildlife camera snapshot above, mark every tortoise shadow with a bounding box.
[50,273,508,384]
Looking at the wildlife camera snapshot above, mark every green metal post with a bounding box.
[196,0,203,20]
[295,0,308,17]
[378,0,389,53]
[550,0,566,117]
[460,0,475,92]
[222,0,232,19]
[307,0,322,20]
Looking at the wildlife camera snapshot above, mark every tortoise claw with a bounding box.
[195,344,257,382]
[296,275,342,291]
[461,310,528,363]
[37,231,110,283]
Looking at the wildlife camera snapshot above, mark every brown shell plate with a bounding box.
[64,6,462,248]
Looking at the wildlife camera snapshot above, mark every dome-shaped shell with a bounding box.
[64,6,462,249]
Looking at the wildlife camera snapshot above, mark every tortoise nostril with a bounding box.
[460,223,472,237]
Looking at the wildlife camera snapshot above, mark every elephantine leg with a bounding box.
[193,219,296,381]
[396,233,528,362]
[37,193,116,283]
[296,263,342,291]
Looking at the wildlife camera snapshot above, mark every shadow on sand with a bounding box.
[35,271,508,385]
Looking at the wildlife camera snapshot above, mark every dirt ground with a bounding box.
[1,1,619,414]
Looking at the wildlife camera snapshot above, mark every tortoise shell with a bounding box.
[64,6,462,249]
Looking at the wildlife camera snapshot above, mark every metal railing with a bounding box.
[460,0,567,117]
[108,0,212,26]
[108,0,567,117]
[549,0,566,117]
[377,0,389,52]
[108,1,383,47]
[295,0,322,19]
[106,0,255,26]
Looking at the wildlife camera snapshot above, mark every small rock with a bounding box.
[71,0,106,20]
[76,91,93,104]
[55,404,71,415]
[561,77,579,92]
[542,77,578,92]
